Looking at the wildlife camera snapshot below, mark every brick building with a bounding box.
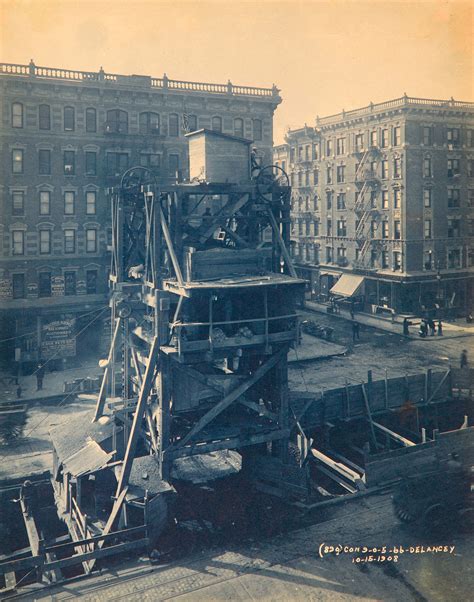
[274,96,474,316]
[0,60,281,368]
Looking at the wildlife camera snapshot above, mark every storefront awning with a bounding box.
[330,274,365,297]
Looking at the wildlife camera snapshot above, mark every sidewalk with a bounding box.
[304,300,474,340]
[0,361,103,404]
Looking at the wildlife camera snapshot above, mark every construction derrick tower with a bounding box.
[93,130,305,514]
[352,144,382,269]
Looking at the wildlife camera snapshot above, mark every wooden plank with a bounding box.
[372,421,416,447]
[172,347,287,449]
[43,538,148,572]
[238,398,278,421]
[0,555,43,577]
[427,369,450,403]
[265,206,297,278]
[93,317,122,422]
[159,206,184,287]
[316,465,357,494]
[311,448,362,482]
[196,193,250,243]
[45,525,147,554]
[361,383,377,449]
[115,336,160,497]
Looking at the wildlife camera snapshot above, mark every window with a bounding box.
[106,152,128,176]
[382,190,389,209]
[337,219,347,237]
[12,230,24,255]
[85,151,97,175]
[63,150,75,175]
[370,190,377,208]
[38,272,51,297]
[394,220,401,240]
[326,246,333,263]
[313,219,319,235]
[305,171,310,186]
[381,221,389,239]
[337,247,347,262]
[393,157,401,178]
[86,229,97,253]
[39,104,50,130]
[423,157,432,177]
[168,154,179,177]
[12,149,23,174]
[290,148,295,163]
[12,191,24,216]
[86,191,96,214]
[448,189,460,208]
[140,153,160,170]
[234,118,244,137]
[64,106,75,131]
[39,229,51,254]
[468,130,474,148]
[336,137,346,155]
[139,112,160,135]
[64,272,76,296]
[313,169,319,185]
[12,102,23,128]
[187,114,197,133]
[447,128,460,147]
[85,108,97,133]
[209,116,222,133]
[336,193,346,210]
[381,160,388,179]
[394,188,401,209]
[424,251,434,270]
[166,113,179,137]
[12,274,25,299]
[281,160,286,172]
[336,165,345,183]
[326,139,333,156]
[370,131,377,147]
[393,126,401,146]
[370,220,377,237]
[312,144,319,160]
[297,172,303,187]
[314,245,320,264]
[381,129,389,148]
[448,249,461,268]
[381,250,389,269]
[39,191,50,215]
[305,145,310,161]
[326,166,333,184]
[424,219,432,239]
[64,191,75,215]
[64,229,76,253]
[326,218,332,236]
[86,270,98,294]
[422,126,432,146]
[38,149,51,175]
[252,118,262,140]
[393,251,402,271]
[355,134,364,152]
[106,109,128,134]
[423,188,432,208]
[448,218,460,238]
[370,249,377,267]
[469,190,474,207]
[326,191,333,210]
[469,160,474,178]
[447,159,460,178]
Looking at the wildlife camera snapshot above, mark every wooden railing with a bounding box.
[0,61,279,98]
[316,95,474,125]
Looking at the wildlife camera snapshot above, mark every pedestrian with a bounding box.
[350,299,355,320]
[437,319,443,336]
[460,349,468,369]
[16,383,22,398]
[403,317,410,336]
[352,320,360,342]
[428,319,436,336]
[20,480,37,517]
[36,363,45,391]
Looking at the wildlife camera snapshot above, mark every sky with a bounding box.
[0,0,472,143]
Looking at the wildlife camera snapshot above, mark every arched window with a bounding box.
[234,118,244,137]
[106,109,128,134]
[12,102,23,128]
[252,118,262,141]
[64,106,75,131]
[39,104,50,130]
[169,113,179,137]
[139,112,160,135]
[187,114,197,133]
[85,108,97,133]
[212,116,222,132]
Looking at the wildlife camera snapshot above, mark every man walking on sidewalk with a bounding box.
[352,320,360,342]
[36,363,45,391]
[460,349,468,369]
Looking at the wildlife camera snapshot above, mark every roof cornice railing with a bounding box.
[315,95,474,126]
[0,61,280,99]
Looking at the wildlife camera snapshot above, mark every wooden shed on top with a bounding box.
[186,129,253,184]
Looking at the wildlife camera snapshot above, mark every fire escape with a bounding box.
[352,145,381,269]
